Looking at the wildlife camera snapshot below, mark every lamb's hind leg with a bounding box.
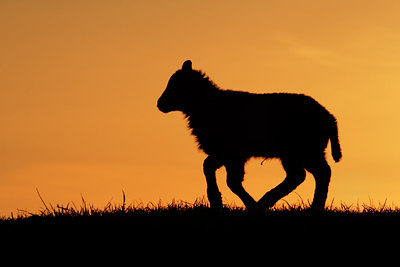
[305,156,331,211]
[258,159,306,210]
[203,156,223,208]
[225,159,257,211]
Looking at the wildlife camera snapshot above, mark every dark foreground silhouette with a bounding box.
[3,199,400,255]
[158,60,342,211]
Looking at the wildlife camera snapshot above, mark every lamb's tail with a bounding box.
[329,117,342,162]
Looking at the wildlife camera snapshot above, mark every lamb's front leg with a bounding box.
[225,159,257,211]
[203,156,223,208]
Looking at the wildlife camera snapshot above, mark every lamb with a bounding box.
[157,60,342,211]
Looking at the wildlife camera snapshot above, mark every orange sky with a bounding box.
[1,1,400,216]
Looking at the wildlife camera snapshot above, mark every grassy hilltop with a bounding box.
[3,195,400,247]
[1,193,399,259]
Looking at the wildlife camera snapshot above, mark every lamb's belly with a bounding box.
[223,131,280,155]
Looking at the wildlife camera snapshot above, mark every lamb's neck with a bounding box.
[183,89,218,118]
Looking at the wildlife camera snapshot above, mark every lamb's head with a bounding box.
[157,60,217,114]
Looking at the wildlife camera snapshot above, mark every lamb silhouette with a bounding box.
[157,60,342,211]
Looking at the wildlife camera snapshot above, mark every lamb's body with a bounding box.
[189,90,337,161]
[158,60,342,211]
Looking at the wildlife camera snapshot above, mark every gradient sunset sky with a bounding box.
[1,1,400,216]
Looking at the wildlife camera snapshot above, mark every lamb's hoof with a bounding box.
[308,206,326,215]
[247,205,265,216]
[209,201,224,212]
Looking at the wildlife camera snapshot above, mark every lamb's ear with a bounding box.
[182,60,192,71]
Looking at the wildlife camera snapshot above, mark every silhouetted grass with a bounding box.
[3,191,400,226]
[3,190,400,221]
[3,191,400,252]
[3,195,397,262]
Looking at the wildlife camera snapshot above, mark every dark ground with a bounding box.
[2,199,399,261]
